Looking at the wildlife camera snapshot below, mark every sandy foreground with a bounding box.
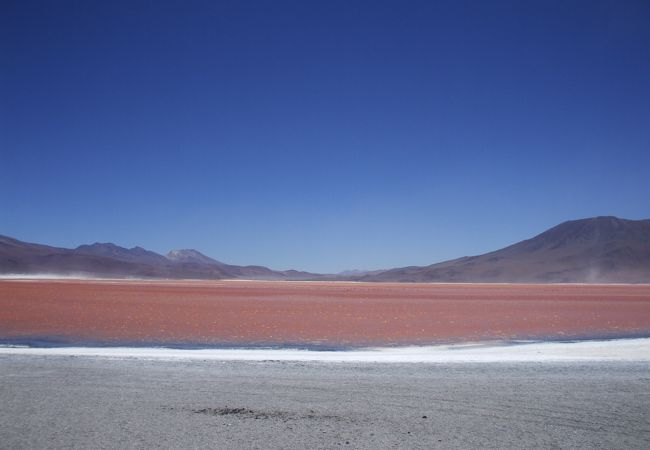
[1,279,650,346]
[1,355,649,449]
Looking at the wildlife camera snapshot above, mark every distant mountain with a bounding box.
[359,216,650,283]
[2,216,649,282]
[337,269,385,277]
[166,249,225,266]
[0,235,165,278]
[77,243,170,265]
[165,249,316,280]
[0,235,317,280]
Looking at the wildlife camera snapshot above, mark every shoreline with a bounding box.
[2,329,649,349]
[2,337,649,363]
[3,275,650,286]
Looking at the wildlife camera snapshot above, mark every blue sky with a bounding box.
[1,0,649,273]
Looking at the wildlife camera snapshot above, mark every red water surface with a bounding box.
[1,280,649,346]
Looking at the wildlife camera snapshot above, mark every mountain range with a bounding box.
[1,216,649,283]
[0,237,316,280]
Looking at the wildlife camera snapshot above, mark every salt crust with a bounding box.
[1,338,649,363]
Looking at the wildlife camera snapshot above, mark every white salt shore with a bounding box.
[1,338,649,363]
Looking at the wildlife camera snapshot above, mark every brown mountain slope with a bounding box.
[360,216,650,283]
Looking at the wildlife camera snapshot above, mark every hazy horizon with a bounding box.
[2,1,650,273]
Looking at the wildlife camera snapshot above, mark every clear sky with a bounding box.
[1,0,649,273]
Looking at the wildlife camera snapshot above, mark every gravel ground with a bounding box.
[1,355,649,449]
